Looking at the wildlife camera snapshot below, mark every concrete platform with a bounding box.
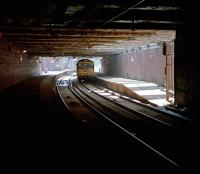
[95,75,174,107]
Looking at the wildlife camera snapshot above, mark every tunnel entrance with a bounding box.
[38,56,77,75]
[38,56,103,76]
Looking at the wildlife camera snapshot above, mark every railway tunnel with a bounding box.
[1,0,200,172]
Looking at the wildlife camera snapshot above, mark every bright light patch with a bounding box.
[61,76,72,81]
[124,83,157,88]
[94,90,105,93]
[99,92,111,96]
[108,95,119,99]
[135,89,166,96]
[101,77,174,107]
[113,92,120,96]
[40,71,63,76]
[149,99,170,106]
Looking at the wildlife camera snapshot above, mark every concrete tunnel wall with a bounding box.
[101,43,174,88]
[0,39,40,91]
[175,27,200,117]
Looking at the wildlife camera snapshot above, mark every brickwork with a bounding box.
[0,39,39,90]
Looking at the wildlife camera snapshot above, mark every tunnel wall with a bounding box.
[102,44,174,87]
[0,39,40,91]
[175,27,200,117]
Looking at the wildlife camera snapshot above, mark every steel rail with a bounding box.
[81,82,173,128]
[68,78,179,168]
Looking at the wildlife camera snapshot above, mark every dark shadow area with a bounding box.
[0,76,196,173]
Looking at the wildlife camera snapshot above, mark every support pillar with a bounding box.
[175,26,200,119]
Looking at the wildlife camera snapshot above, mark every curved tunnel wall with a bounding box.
[0,39,40,91]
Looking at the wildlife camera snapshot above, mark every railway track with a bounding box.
[83,82,197,128]
[4,75,198,172]
[64,77,180,168]
[56,75,200,170]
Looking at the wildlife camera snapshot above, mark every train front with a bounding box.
[77,59,94,82]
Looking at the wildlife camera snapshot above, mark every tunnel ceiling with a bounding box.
[0,0,199,56]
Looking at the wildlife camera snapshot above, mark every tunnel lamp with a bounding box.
[22,50,27,53]
[131,57,134,62]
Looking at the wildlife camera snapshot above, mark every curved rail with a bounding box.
[67,78,179,168]
[84,82,196,128]
[81,82,173,127]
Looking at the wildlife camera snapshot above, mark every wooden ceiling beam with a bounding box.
[6,37,134,42]
[1,26,156,35]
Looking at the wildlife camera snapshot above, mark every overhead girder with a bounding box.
[1,0,195,56]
